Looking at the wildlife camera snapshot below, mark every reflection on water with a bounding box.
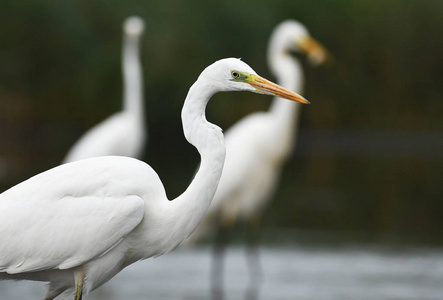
[1,241,443,300]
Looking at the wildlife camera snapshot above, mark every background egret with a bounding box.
[0,58,307,300]
[63,16,146,163]
[188,20,329,299]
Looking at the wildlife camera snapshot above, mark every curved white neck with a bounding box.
[123,34,144,121]
[269,54,304,127]
[167,79,225,245]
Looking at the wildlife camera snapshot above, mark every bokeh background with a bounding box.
[0,0,442,244]
[2,1,443,299]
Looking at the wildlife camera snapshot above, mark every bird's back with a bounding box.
[0,156,164,277]
[63,112,145,163]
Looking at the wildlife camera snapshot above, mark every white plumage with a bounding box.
[188,21,329,299]
[195,20,329,237]
[63,16,146,163]
[0,58,307,300]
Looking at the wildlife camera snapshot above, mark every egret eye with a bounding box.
[231,71,240,79]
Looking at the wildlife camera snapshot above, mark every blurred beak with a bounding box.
[298,36,331,66]
[247,74,310,104]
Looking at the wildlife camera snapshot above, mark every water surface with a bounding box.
[1,243,442,300]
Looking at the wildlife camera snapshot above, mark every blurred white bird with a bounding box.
[0,58,308,300]
[188,20,329,300]
[63,16,146,163]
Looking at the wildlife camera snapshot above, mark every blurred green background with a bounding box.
[0,0,442,242]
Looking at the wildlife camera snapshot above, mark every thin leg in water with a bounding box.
[245,214,263,300]
[211,214,232,300]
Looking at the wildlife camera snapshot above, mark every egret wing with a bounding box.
[0,160,146,274]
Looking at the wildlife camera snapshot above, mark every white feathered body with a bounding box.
[0,156,178,293]
[209,109,296,222]
[63,112,145,163]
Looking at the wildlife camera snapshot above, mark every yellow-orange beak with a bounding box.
[246,74,310,104]
[298,36,331,66]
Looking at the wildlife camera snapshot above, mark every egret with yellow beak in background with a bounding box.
[189,20,330,300]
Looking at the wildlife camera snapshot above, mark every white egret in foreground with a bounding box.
[0,58,308,300]
[63,16,146,163]
[189,21,329,299]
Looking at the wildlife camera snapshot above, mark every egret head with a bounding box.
[124,16,145,37]
[200,58,309,104]
[268,20,330,66]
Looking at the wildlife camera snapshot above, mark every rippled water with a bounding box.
[1,242,443,300]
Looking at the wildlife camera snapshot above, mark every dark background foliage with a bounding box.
[0,0,442,241]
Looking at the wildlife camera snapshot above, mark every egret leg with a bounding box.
[245,214,263,300]
[211,216,232,300]
[74,269,86,300]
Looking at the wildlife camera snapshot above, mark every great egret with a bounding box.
[0,58,308,300]
[189,21,329,299]
[63,16,146,163]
